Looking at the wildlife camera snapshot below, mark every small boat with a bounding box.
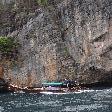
[8,81,86,94]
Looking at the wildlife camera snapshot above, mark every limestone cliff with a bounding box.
[0,0,112,87]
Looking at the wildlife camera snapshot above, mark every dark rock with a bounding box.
[0,78,9,93]
[0,0,112,87]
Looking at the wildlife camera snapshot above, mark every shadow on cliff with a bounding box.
[80,66,112,88]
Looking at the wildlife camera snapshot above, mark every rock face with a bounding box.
[0,78,9,93]
[0,0,112,87]
[0,66,4,79]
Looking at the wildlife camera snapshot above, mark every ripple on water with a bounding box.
[92,89,112,101]
[0,88,112,112]
[61,104,108,112]
[0,106,4,112]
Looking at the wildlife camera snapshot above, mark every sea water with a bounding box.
[0,88,112,112]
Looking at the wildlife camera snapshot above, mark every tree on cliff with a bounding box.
[36,0,48,5]
[0,36,20,59]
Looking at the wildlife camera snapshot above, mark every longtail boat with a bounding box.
[8,81,86,93]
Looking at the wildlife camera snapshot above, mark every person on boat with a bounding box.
[74,80,78,87]
[63,79,71,89]
[63,79,79,89]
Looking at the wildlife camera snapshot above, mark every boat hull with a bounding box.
[8,84,84,94]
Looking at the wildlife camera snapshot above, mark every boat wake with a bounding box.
[40,91,68,95]
[40,89,95,95]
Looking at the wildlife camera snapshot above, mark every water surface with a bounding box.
[0,88,112,112]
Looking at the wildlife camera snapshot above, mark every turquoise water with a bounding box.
[0,88,112,112]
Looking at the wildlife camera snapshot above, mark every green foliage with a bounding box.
[36,0,48,6]
[0,36,19,58]
[64,47,69,56]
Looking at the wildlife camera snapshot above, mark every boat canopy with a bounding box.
[42,82,63,86]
